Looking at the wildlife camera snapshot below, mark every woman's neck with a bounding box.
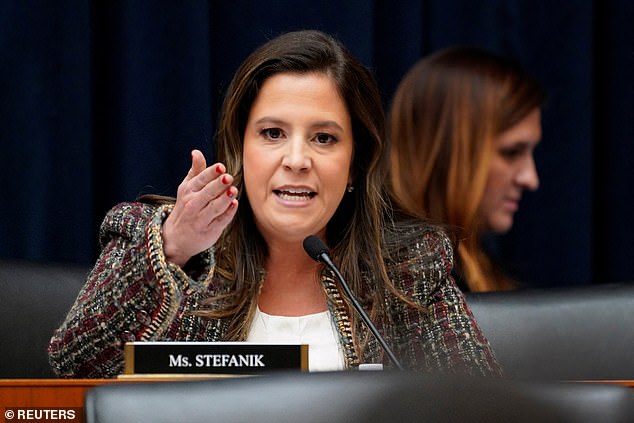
[258,239,327,316]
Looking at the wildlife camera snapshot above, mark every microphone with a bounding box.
[303,235,404,370]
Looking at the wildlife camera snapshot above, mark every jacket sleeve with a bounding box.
[387,225,502,376]
[48,202,220,378]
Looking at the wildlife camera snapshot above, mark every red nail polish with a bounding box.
[226,188,233,197]
[222,175,228,184]
[215,164,222,174]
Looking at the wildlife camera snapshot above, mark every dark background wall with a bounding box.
[1,0,632,288]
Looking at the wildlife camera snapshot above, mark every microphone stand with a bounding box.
[317,252,404,371]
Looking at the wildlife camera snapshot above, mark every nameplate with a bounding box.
[123,342,309,375]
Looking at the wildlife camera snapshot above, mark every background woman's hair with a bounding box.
[389,46,544,291]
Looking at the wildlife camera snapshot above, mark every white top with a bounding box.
[246,307,345,372]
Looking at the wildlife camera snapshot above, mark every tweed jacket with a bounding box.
[48,202,501,378]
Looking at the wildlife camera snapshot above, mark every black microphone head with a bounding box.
[303,235,329,262]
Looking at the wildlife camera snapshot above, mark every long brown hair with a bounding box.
[389,46,544,291]
[209,30,391,340]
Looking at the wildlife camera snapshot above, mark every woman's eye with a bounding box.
[314,133,337,144]
[261,128,283,140]
[500,147,524,160]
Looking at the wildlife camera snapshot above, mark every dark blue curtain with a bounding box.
[2,0,632,287]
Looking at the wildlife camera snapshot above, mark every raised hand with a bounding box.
[162,149,239,267]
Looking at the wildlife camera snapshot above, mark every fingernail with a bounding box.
[222,175,229,184]
[215,164,222,174]
[226,188,233,197]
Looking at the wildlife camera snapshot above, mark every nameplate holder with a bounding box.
[123,342,308,375]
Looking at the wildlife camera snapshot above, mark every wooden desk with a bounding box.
[1,379,132,408]
[1,378,632,422]
[2,378,633,406]
[579,380,634,388]
[0,376,229,407]
[0,377,220,423]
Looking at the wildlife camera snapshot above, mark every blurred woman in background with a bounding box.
[389,46,544,292]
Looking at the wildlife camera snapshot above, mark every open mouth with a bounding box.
[273,188,316,201]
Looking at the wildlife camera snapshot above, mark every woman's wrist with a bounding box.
[162,230,191,267]
[161,213,192,267]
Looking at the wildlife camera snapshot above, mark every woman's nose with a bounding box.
[281,138,311,172]
[516,156,539,191]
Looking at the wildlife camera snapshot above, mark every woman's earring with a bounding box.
[346,185,354,193]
